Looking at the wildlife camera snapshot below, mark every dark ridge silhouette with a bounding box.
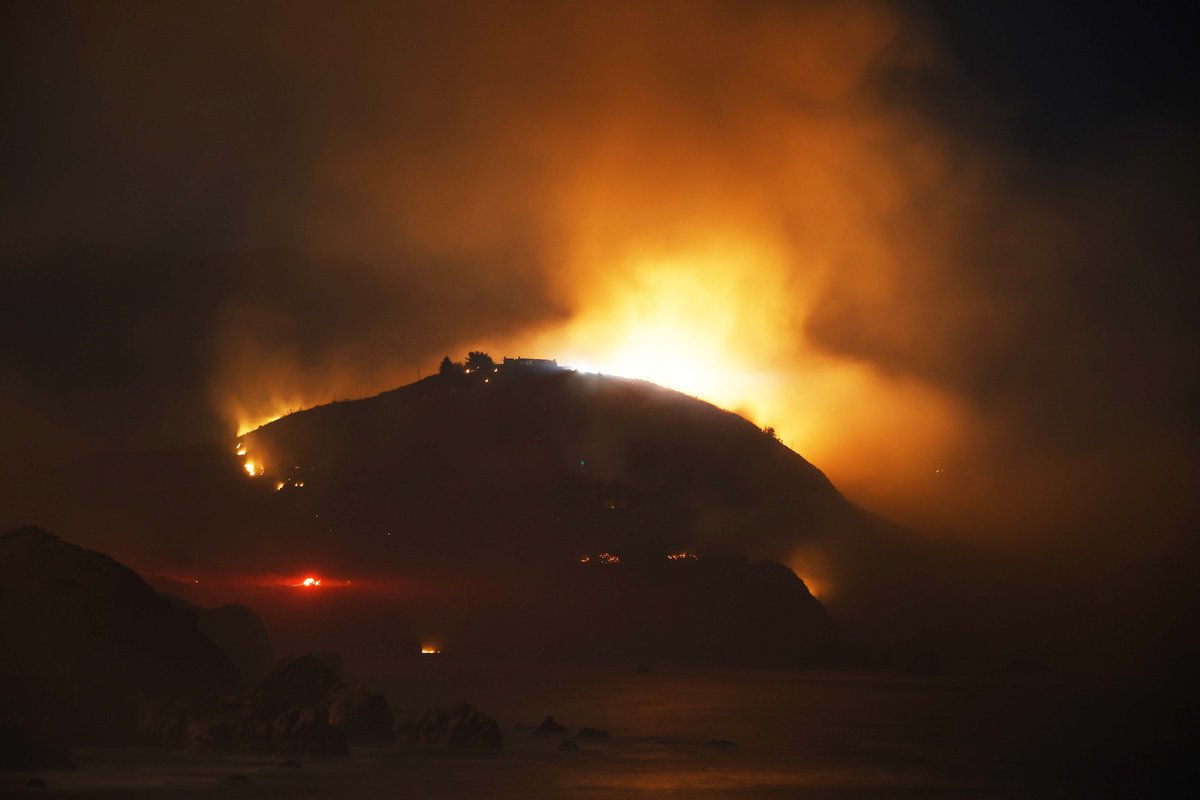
[409,703,502,749]
[234,367,969,655]
[0,527,242,743]
[452,556,834,666]
[160,594,274,685]
[141,653,399,754]
[10,367,991,662]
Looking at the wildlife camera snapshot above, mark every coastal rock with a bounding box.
[256,654,340,710]
[326,683,395,742]
[161,595,274,685]
[533,716,568,736]
[411,703,502,748]
[141,654,367,756]
[273,707,348,757]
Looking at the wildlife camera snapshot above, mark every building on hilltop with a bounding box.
[502,356,560,372]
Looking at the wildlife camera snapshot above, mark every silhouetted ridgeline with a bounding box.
[159,593,275,685]
[0,527,243,743]
[3,369,997,660]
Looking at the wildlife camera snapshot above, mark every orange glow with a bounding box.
[214,1,977,539]
[667,551,697,561]
[580,552,622,566]
[420,646,440,655]
[301,577,322,587]
[234,402,304,438]
[786,546,832,601]
[242,459,262,477]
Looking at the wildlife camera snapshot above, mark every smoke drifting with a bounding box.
[1,1,1196,554]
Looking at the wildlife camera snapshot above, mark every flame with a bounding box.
[420,646,441,655]
[242,459,262,477]
[488,234,968,533]
[301,577,322,587]
[537,248,786,418]
[238,413,283,437]
[667,551,697,561]
[581,552,622,565]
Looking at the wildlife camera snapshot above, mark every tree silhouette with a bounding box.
[439,356,464,376]
[464,351,495,374]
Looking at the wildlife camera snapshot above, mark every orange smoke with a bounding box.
[209,2,989,540]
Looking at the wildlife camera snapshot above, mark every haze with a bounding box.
[1,0,1196,559]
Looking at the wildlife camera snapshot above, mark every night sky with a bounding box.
[1,0,1197,562]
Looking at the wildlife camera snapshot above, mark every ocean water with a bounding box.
[0,662,1093,798]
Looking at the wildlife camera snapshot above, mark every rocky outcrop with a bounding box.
[0,527,242,743]
[185,706,347,757]
[161,594,274,685]
[256,654,340,710]
[410,703,501,748]
[140,653,394,756]
[533,716,569,736]
[326,682,395,742]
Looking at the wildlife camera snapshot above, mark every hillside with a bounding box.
[4,366,981,662]
[241,366,855,570]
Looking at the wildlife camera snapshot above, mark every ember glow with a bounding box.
[242,460,262,477]
[420,646,440,655]
[300,577,321,587]
[581,552,622,566]
[491,240,970,533]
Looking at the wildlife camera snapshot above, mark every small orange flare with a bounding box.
[243,460,261,477]
[302,577,322,587]
[421,646,440,655]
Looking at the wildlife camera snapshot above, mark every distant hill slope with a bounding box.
[4,368,986,659]
[243,368,857,569]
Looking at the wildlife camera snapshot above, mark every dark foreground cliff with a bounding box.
[0,527,242,743]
